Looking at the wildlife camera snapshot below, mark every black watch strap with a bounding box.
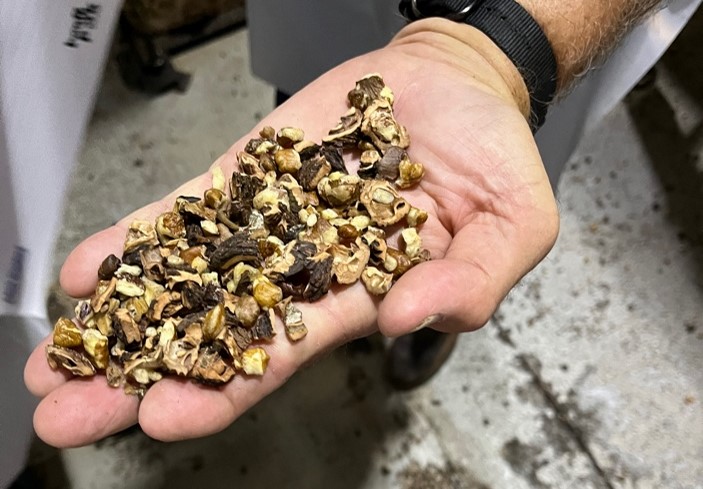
[399,0,557,131]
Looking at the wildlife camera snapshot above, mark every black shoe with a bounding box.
[384,329,458,391]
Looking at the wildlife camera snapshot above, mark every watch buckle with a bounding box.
[409,0,477,22]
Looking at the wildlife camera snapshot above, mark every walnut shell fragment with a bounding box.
[98,254,121,280]
[361,100,410,152]
[277,298,308,341]
[124,220,159,253]
[323,108,362,146]
[330,240,371,284]
[209,234,261,271]
[303,252,334,301]
[191,348,235,385]
[359,180,410,226]
[298,156,331,191]
[277,127,305,148]
[44,72,431,395]
[348,73,394,111]
[46,345,96,376]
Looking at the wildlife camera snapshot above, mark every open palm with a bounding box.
[25,21,558,447]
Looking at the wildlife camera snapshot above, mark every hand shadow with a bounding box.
[625,10,703,287]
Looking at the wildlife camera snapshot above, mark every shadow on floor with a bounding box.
[625,9,703,286]
[156,339,402,489]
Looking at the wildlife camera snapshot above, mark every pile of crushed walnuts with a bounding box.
[46,74,430,396]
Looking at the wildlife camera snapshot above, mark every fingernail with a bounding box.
[412,314,445,332]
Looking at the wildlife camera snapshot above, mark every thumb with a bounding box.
[377,216,557,337]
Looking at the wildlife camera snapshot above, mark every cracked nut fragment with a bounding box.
[45,73,430,395]
[361,266,393,295]
[156,212,186,244]
[53,317,83,348]
[274,148,302,174]
[330,240,370,284]
[396,159,425,188]
[82,329,109,369]
[277,298,307,341]
[317,172,361,207]
[98,254,121,280]
[323,108,362,146]
[348,73,393,111]
[359,180,410,226]
[277,127,305,148]
[124,220,158,253]
[47,345,96,376]
[401,228,422,258]
[191,348,235,385]
[361,100,410,152]
[241,347,270,376]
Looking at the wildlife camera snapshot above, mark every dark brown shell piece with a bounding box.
[294,140,320,161]
[251,309,276,342]
[376,146,405,182]
[98,255,121,280]
[298,156,332,192]
[323,107,362,147]
[320,142,348,174]
[231,173,265,205]
[303,252,333,301]
[209,233,261,271]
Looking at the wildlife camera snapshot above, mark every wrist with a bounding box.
[391,18,531,122]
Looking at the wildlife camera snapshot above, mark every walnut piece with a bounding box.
[317,172,361,207]
[361,266,393,295]
[82,329,109,369]
[124,220,158,253]
[241,347,270,376]
[53,317,83,348]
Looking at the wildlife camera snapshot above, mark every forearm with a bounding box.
[517,0,663,90]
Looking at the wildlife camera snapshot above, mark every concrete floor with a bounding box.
[30,17,703,489]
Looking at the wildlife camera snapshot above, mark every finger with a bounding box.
[138,283,377,442]
[24,336,72,397]
[33,376,139,448]
[378,212,557,336]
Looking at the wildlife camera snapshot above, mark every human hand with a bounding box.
[25,19,558,447]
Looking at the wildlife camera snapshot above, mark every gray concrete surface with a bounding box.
[29,18,703,489]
